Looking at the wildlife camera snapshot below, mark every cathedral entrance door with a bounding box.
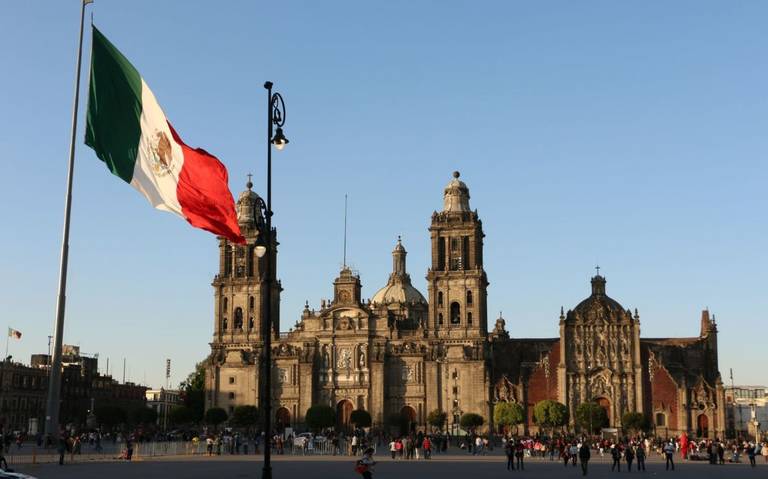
[596,397,611,425]
[696,414,709,438]
[276,407,291,431]
[337,400,354,432]
[401,405,417,434]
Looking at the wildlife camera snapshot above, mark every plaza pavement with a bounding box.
[10,453,768,479]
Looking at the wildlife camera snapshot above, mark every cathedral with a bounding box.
[205,172,726,438]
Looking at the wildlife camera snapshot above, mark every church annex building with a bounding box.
[205,172,726,438]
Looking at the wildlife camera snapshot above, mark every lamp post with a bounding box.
[254,81,288,479]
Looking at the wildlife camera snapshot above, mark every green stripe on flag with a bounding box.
[85,26,143,183]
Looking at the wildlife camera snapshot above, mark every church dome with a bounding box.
[371,238,427,305]
[443,171,471,212]
[569,273,629,322]
[236,178,262,224]
[371,280,427,305]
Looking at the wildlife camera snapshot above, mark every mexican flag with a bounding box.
[85,27,244,244]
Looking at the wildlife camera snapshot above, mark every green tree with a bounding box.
[179,361,206,423]
[230,405,260,431]
[95,405,127,431]
[426,409,447,432]
[205,407,228,429]
[494,402,525,435]
[621,412,650,434]
[575,402,609,434]
[460,412,485,432]
[129,406,158,426]
[305,405,335,432]
[350,409,372,428]
[168,405,196,426]
[533,400,569,436]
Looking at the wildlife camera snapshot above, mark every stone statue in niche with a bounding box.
[621,333,629,356]
[322,345,330,369]
[359,344,367,368]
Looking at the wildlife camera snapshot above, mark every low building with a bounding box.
[725,385,767,440]
[0,361,48,433]
[145,388,182,430]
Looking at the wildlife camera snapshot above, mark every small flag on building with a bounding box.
[84,26,245,244]
[7,328,21,340]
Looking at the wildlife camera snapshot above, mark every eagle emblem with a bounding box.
[146,130,174,177]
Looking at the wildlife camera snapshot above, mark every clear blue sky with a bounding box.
[1,1,766,390]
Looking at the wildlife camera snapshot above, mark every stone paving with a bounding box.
[11,453,768,479]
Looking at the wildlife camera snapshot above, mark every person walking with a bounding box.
[515,439,525,470]
[636,444,646,472]
[663,440,675,471]
[579,442,591,476]
[625,444,635,471]
[57,433,67,466]
[562,443,571,467]
[746,443,756,467]
[389,438,397,459]
[422,436,432,460]
[355,447,377,479]
[761,442,768,463]
[611,444,622,472]
[571,443,579,467]
[505,439,515,471]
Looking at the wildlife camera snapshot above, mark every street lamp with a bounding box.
[257,81,288,479]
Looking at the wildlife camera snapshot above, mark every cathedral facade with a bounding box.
[205,172,726,438]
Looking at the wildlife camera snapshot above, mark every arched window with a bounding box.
[467,312,473,325]
[222,318,228,331]
[438,313,443,325]
[437,292,443,306]
[248,317,254,330]
[223,297,228,311]
[234,307,243,330]
[466,290,473,305]
[450,302,461,324]
[655,412,666,427]
[249,296,255,310]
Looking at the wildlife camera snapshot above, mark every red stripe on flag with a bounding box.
[168,122,245,244]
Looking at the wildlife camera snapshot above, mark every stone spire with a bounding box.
[392,236,406,276]
[443,171,471,213]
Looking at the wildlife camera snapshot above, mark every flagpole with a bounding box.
[44,0,93,439]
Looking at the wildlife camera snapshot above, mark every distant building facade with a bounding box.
[0,348,147,433]
[725,385,766,440]
[146,388,182,430]
[205,172,726,438]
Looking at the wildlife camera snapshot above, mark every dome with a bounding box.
[569,274,629,322]
[370,237,427,305]
[443,171,471,212]
[236,178,262,224]
[371,280,427,305]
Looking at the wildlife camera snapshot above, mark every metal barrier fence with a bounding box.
[0,439,380,465]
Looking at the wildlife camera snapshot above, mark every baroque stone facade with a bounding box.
[205,172,725,438]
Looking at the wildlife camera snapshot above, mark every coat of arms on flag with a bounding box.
[7,328,21,340]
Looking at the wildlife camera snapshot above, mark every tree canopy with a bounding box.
[460,412,485,431]
[305,405,335,432]
[230,405,260,429]
[205,407,228,427]
[426,409,447,431]
[129,406,158,426]
[575,402,609,434]
[533,400,569,432]
[95,405,127,431]
[621,412,650,434]
[168,405,196,426]
[179,361,206,423]
[350,409,372,428]
[494,402,525,432]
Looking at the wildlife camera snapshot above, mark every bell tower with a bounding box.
[426,171,488,337]
[212,178,280,345]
